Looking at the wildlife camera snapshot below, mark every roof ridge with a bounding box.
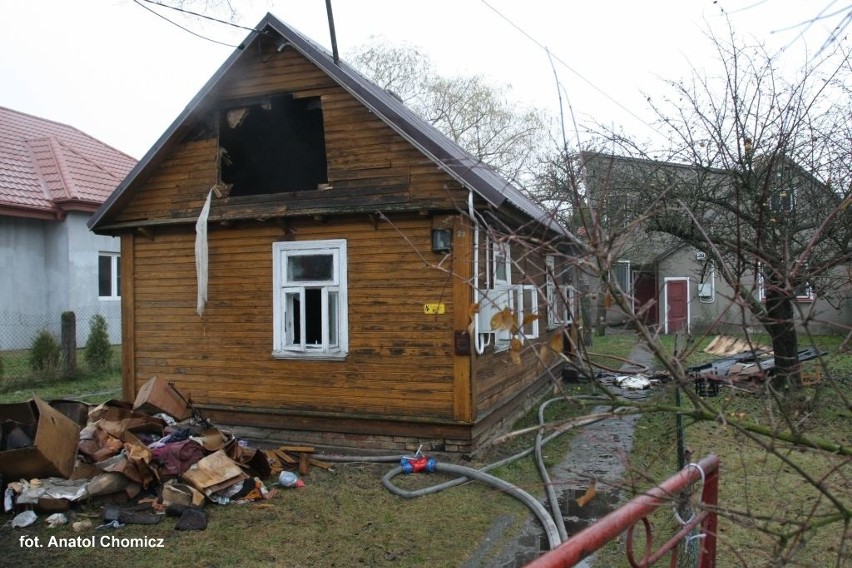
[47,136,77,201]
[22,137,61,212]
[1,105,137,161]
[55,136,126,189]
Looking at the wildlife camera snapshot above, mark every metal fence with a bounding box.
[0,303,122,352]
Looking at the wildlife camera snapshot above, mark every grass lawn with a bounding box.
[0,334,848,567]
[590,333,851,567]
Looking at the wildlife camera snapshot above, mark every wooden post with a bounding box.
[61,311,76,378]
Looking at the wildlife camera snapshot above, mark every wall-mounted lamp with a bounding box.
[431,228,453,254]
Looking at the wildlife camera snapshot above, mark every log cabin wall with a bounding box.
[125,215,462,427]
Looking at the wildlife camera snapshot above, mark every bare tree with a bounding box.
[347,39,552,188]
[576,27,850,402]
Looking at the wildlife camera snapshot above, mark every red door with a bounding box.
[666,280,688,333]
[633,272,658,325]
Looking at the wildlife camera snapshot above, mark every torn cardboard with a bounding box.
[181,450,248,497]
[133,377,192,420]
[0,396,80,479]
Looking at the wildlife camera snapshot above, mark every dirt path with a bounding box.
[465,339,656,567]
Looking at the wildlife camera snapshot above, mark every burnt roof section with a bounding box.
[1,106,136,221]
[89,13,566,236]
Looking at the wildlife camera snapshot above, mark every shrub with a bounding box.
[84,314,113,372]
[29,330,60,375]
[0,351,4,380]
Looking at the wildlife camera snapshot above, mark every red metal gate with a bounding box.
[527,454,719,568]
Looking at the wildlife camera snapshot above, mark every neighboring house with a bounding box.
[89,13,574,455]
[0,106,136,350]
[581,151,850,335]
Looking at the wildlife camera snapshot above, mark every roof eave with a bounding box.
[88,18,274,232]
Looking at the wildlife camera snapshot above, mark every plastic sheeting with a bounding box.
[195,189,213,316]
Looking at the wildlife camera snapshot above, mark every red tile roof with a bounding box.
[0,106,136,220]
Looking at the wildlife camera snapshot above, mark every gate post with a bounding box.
[527,454,719,568]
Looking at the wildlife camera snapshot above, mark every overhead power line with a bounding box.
[478,0,661,136]
[132,0,254,48]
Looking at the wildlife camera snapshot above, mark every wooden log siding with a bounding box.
[125,216,461,420]
[114,139,219,224]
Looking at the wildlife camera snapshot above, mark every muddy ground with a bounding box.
[465,342,656,567]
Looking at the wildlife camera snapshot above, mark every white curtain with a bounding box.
[195,189,213,316]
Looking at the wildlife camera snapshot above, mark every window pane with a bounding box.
[285,291,301,345]
[304,288,323,347]
[615,262,630,292]
[115,258,121,297]
[98,256,112,297]
[495,257,507,282]
[288,254,333,282]
[328,291,338,347]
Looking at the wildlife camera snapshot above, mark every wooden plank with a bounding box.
[452,215,474,422]
[121,233,136,400]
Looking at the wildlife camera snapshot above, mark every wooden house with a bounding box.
[89,14,574,455]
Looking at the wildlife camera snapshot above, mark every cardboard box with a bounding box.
[0,396,81,479]
[133,377,192,420]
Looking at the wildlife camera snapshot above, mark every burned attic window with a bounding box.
[219,94,328,196]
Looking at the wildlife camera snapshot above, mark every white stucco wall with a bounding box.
[0,212,121,350]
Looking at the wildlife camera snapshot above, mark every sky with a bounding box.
[0,0,841,159]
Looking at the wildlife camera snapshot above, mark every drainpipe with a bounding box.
[469,190,490,354]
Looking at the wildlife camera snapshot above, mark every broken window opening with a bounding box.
[219,94,328,196]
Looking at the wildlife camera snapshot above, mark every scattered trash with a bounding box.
[174,507,208,531]
[162,479,205,508]
[689,337,824,394]
[96,519,125,530]
[11,510,37,528]
[278,471,305,488]
[3,486,14,512]
[72,519,93,532]
[613,375,652,390]
[45,512,67,528]
[0,397,80,479]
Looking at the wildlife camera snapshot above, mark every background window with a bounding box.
[614,260,631,294]
[98,253,121,299]
[546,255,573,329]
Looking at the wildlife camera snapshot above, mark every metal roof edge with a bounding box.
[88,18,271,231]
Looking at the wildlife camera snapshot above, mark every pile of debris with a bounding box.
[0,377,325,531]
[689,336,823,396]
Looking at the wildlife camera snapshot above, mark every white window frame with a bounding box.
[614,260,631,294]
[697,260,715,303]
[98,252,121,300]
[795,282,815,302]
[491,240,511,287]
[515,284,540,341]
[478,283,540,353]
[546,255,573,329]
[757,262,814,302]
[794,262,815,302]
[272,239,348,360]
